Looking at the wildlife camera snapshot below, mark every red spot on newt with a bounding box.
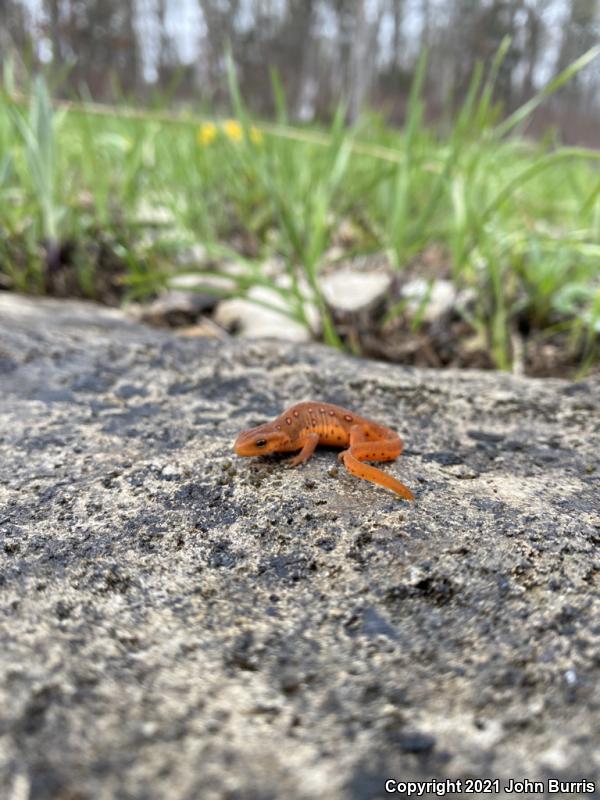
[233,401,413,500]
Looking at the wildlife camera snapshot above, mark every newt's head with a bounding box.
[234,424,289,457]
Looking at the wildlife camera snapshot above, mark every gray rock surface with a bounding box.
[0,294,599,800]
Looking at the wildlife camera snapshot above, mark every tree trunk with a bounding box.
[348,0,370,122]
[47,0,63,64]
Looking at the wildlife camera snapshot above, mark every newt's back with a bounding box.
[274,402,394,448]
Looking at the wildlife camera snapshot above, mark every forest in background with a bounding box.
[2,0,600,144]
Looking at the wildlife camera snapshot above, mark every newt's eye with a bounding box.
[255,439,267,448]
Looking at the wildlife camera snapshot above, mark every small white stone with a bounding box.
[140,721,159,737]
[320,269,392,312]
[401,278,457,321]
[214,285,313,342]
[564,668,577,686]
[539,743,571,771]
[161,464,179,478]
[173,243,209,265]
[167,272,224,291]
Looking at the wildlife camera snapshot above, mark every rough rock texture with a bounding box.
[0,294,599,800]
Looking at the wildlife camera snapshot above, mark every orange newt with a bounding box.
[233,401,413,500]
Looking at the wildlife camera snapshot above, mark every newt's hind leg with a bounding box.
[340,425,403,462]
[339,425,413,500]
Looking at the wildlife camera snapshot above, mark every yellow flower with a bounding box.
[199,119,263,146]
[197,122,217,145]
[222,119,243,142]
[249,126,263,145]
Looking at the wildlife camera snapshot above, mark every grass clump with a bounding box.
[1,44,599,374]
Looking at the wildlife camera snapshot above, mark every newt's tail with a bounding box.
[341,451,414,501]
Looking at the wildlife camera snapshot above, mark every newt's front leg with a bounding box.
[287,432,320,468]
[339,425,413,500]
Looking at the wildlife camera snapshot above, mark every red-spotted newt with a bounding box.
[233,401,413,500]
